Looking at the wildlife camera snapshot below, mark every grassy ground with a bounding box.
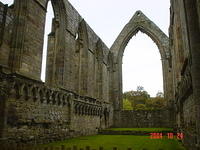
[104,128,173,132]
[42,135,185,150]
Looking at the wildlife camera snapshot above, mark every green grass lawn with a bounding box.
[41,135,185,150]
[104,128,173,132]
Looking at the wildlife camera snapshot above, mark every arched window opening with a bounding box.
[1,0,14,6]
[41,1,54,82]
[122,31,164,110]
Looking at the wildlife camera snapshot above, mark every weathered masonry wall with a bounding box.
[0,72,107,143]
[45,1,112,102]
[115,110,171,128]
[170,0,200,149]
[0,0,114,144]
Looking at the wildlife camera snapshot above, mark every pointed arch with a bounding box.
[111,10,170,62]
[110,11,173,119]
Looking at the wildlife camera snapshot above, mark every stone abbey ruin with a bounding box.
[0,0,200,150]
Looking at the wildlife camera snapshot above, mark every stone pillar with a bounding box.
[184,0,200,147]
[75,20,89,97]
[96,40,104,101]
[68,94,74,130]
[0,93,6,138]
[46,18,58,86]
[9,0,47,80]
[112,62,122,127]
[108,56,114,103]
[97,59,103,100]
[0,4,8,47]
[161,59,168,99]
[0,78,10,139]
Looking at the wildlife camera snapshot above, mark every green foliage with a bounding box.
[123,86,150,109]
[146,96,167,110]
[123,87,167,110]
[123,99,133,110]
[156,91,164,97]
[135,104,147,110]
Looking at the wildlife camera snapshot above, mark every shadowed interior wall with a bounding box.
[170,0,200,149]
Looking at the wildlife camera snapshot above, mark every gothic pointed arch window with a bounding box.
[122,31,163,96]
[0,0,14,6]
[110,10,171,108]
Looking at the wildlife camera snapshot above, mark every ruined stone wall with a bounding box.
[0,72,111,143]
[0,0,114,144]
[115,110,171,128]
[170,0,200,149]
[45,1,111,102]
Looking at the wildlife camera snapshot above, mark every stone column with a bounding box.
[0,92,6,139]
[112,61,122,127]
[68,94,74,130]
[184,0,200,147]
[45,18,58,86]
[9,0,28,73]
[0,78,11,139]
[76,20,89,97]
[9,0,47,80]
[0,4,8,47]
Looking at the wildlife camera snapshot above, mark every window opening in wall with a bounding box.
[41,1,54,82]
[122,31,164,110]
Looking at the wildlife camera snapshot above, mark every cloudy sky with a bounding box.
[1,0,170,97]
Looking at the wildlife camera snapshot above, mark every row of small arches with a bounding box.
[11,82,72,106]
[10,81,103,110]
[74,103,102,116]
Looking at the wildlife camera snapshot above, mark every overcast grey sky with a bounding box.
[1,0,170,97]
